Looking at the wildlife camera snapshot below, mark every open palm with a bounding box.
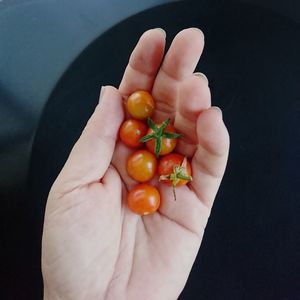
[42,28,229,300]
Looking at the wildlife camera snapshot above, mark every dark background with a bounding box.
[1,1,300,299]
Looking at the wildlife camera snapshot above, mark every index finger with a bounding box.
[119,28,166,96]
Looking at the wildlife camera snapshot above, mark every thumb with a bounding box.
[55,86,124,189]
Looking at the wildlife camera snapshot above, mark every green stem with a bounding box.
[140,118,182,157]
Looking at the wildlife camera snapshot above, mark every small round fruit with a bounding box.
[127,150,157,182]
[119,119,147,148]
[158,153,192,186]
[127,183,160,215]
[146,124,178,156]
[127,91,155,120]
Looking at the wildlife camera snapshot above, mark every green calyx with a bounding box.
[159,157,193,201]
[140,118,181,157]
[159,157,193,187]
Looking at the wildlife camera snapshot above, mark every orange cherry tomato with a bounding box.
[146,124,178,156]
[127,150,157,182]
[119,119,147,148]
[158,153,192,186]
[127,183,160,215]
[127,91,155,120]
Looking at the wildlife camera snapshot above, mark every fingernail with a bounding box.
[191,27,203,32]
[211,106,223,118]
[191,27,205,39]
[194,72,209,84]
[154,28,166,38]
[99,86,106,103]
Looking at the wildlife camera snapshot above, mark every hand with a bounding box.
[42,28,230,300]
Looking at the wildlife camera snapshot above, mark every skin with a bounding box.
[42,28,230,300]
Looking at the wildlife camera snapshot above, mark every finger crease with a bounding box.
[193,151,224,179]
[189,182,213,210]
[129,63,158,78]
[159,211,203,241]
[160,66,184,82]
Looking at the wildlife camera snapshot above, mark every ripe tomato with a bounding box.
[127,150,157,182]
[146,123,179,156]
[158,153,192,187]
[127,183,160,215]
[127,91,155,120]
[119,119,147,148]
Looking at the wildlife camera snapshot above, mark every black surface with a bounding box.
[237,0,300,23]
[3,0,300,299]
[0,0,172,205]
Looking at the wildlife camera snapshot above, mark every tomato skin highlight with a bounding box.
[127,91,155,120]
[127,150,157,182]
[158,153,192,186]
[146,124,178,156]
[127,183,160,215]
[119,119,147,148]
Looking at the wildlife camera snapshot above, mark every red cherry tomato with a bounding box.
[127,150,157,182]
[146,124,178,156]
[119,119,147,148]
[127,183,160,215]
[127,91,155,120]
[158,153,192,186]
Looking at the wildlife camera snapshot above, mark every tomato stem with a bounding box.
[140,118,182,157]
[139,133,155,142]
[147,118,158,131]
[159,157,193,201]
[172,185,177,201]
[176,173,193,181]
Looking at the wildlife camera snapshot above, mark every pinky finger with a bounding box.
[190,107,230,208]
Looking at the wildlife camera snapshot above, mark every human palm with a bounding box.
[42,28,229,300]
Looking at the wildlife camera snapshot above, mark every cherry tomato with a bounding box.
[146,124,178,156]
[158,153,192,186]
[119,119,147,148]
[127,183,160,215]
[127,150,157,182]
[127,91,155,120]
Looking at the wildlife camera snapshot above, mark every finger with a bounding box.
[175,73,211,157]
[55,86,124,189]
[190,107,230,208]
[111,142,137,189]
[157,184,210,239]
[119,28,166,96]
[101,165,123,208]
[101,165,122,192]
[152,28,205,122]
